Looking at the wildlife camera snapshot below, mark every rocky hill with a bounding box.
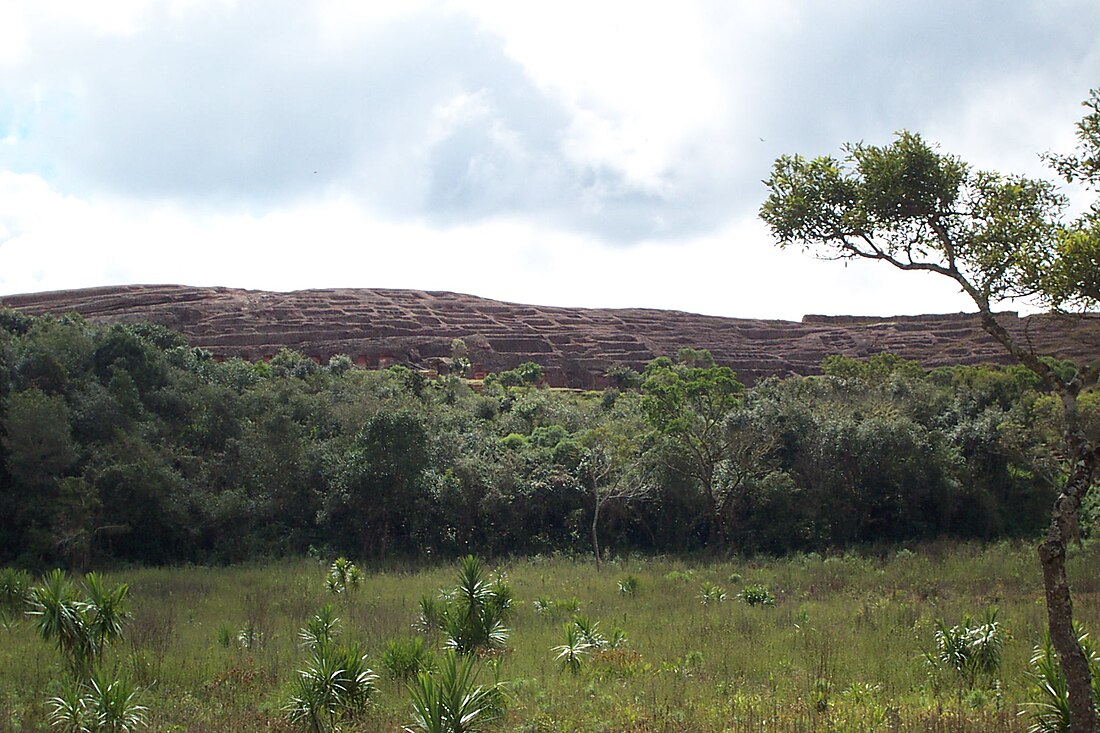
[2,285,1097,388]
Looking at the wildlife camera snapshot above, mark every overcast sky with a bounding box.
[0,1,1096,320]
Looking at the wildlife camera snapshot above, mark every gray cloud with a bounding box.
[1,0,1097,246]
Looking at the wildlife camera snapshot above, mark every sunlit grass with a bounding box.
[0,540,1097,732]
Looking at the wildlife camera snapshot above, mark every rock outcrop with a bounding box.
[2,285,1097,388]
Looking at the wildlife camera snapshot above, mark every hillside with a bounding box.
[3,284,1097,387]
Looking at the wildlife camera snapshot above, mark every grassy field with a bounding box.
[1,541,1098,732]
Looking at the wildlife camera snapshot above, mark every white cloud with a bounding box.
[0,0,1097,318]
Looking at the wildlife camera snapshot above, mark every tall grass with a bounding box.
[0,541,1096,732]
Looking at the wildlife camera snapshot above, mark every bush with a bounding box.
[406,650,503,733]
[325,558,363,594]
[926,608,1004,690]
[382,637,436,681]
[737,584,776,607]
[1021,624,1100,732]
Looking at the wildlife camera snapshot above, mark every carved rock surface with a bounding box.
[3,284,1097,388]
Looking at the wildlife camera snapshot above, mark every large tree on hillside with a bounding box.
[761,90,1100,732]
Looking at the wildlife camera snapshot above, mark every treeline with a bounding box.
[0,309,1094,568]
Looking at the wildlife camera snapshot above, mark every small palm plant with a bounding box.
[325,557,363,594]
[699,581,727,606]
[617,575,639,596]
[1021,624,1100,733]
[553,623,594,675]
[284,607,378,733]
[299,604,339,651]
[48,670,147,733]
[737,584,776,607]
[405,650,502,733]
[571,615,607,650]
[382,637,437,681]
[927,608,1005,690]
[28,570,130,680]
[418,556,511,655]
[0,567,31,621]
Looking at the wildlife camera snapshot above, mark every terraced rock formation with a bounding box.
[2,284,1097,388]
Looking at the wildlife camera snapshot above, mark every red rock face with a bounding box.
[2,284,1097,388]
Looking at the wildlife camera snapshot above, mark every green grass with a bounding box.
[1,540,1098,732]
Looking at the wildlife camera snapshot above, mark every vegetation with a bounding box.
[0,83,1096,733]
[2,308,1092,569]
[762,86,1100,730]
[0,547,1095,731]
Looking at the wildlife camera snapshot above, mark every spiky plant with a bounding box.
[85,670,147,733]
[928,608,1004,690]
[284,608,377,732]
[617,575,639,596]
[405,650,501,733]
[699,581,727,605]
[325,557,363,594]
[553,623,594,675]
[28,570,130,680]
[1021,625,1100,733]
[737,584,776,607]
[436,556,510,655]
[48,671,147,733]
[0,567,31,616]
[382,637,437,681]
[571,615,607,650]
[299,604,340,652]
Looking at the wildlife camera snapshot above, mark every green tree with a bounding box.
[641,352,746,550]
[577,424,650,571]
[761,93,1100,730]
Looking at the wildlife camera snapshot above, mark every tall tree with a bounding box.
[641,351,746,550]
[761,90,1100,732]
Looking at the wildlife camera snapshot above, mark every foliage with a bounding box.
[699,581,727,605]
[382,637,437,681]
[284,606,378,733]
[617,575,639,596]
[927,609,1005,690]
[419,556,511,655]
[404,650,503,733]
[28,570,130,679]
[48,670,147,733]
[0,567,31,614]
[325,557,363,595]
[1022,625,1100,733]
[552,622,593,675]
[737,584,775,607]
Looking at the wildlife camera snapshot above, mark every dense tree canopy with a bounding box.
[0,310,1082,570]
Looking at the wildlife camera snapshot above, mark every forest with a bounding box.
[2,307,1094,570]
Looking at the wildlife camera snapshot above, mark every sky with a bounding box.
[0,0,1097,320]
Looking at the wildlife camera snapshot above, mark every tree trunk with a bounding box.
[592,503,602,573]
[1039,452,1099,733]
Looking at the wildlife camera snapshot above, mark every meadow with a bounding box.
[2,541,1098,732]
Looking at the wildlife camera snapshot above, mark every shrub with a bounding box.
[285,608,378,733]
[700,581,727,605]
[737,584,776,607]
[417,556,511,655]
[617,575,639,596]
[0,568,31,615]
[1021,625,1100,733]
[927,608,1004,690]
[553,623,593,675]
[48,670,147,733]
[382,637,437,681]
[325,558,363,595]
[405,650,503,733]
[28,570,130,680]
